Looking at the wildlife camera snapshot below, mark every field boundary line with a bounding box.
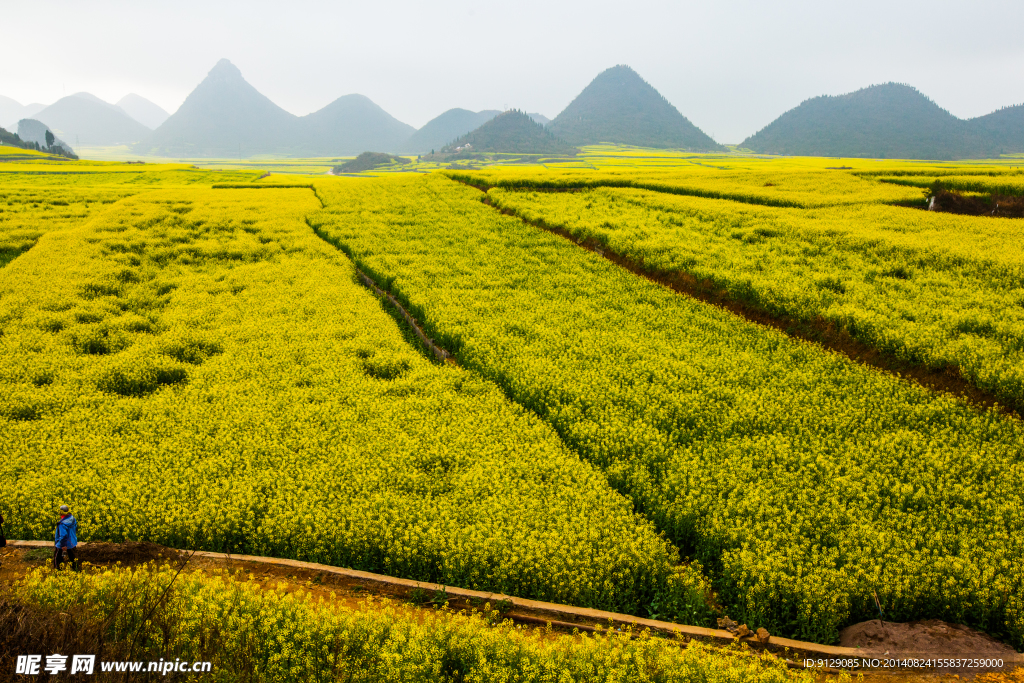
[7,540,874,659]
[458,181,1020,418]
[353,267,453,363]
[442,171,922,210]
[302,207,454,365]
[211,182,316,189]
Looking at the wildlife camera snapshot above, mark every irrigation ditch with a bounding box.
[353,268,453,364]
[927,190,1024,218]
[216,182,453,365]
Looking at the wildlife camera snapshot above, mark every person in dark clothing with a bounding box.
[54,504,79,571]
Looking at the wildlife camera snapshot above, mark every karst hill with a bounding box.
[548,65,724,152]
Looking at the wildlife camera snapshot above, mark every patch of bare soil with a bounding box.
[840,619,1018,678]
[930,190,1024,218]
[80,541,183,565]
[841,619,1016,658]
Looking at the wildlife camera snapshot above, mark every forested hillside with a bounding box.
[743,83,1022,159]
[549,65,724,151]
[444,110,576,154]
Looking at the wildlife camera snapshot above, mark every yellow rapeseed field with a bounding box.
[5,151,1024,653]
[0,180,707,618]
[310,173,1024,646]
[0,164,262,264]
[445,167,926,208]
[485,185,1024,410]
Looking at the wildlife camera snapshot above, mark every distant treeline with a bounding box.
[443,110,577,155]
[333,152,410,173]
[0,126,78,159]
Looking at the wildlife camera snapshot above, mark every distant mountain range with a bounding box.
[443,110,577,155]
[0,96,45,130]
[548,65,724,152]
[32,92,152,146]
[46,60,732,157]
[117,94,170,130]
[743,83,1024,159]
[5,65,1023,159]
[133,59,413,157]
[2,92,167,146]
[131,61,565,157]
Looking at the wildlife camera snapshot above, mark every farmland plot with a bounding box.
[0,183,702,618]
[486,186,1024,411]
[310,174,1024,646]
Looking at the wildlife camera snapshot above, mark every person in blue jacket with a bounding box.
[54,504,79,571]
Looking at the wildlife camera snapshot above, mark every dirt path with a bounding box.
[3,541,1020,681]
[0,544,429,623]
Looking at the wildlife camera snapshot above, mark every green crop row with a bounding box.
[485,186,1024,412]
[0,183,706,620]
[309,174,1024,646]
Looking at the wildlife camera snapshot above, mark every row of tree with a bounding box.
[0,124,78,159]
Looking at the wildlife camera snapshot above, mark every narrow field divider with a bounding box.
[354,268,454,364]
[211,183,316,189]
[443,170,924,209]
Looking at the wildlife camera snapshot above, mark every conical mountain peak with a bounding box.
[549,65,723,151]
[401,108,501,154]
[209,58,243,79]
[594,65,644,86]
[134,59,413,157]
[135,59,294,157]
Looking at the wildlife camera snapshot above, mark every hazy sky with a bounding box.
[3,0,1023,142]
